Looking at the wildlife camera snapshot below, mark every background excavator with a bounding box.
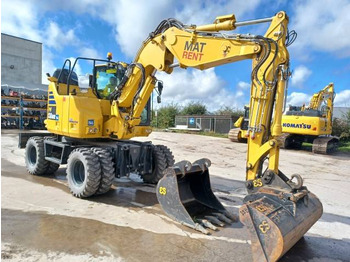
[228,105,249,142]
[229,83,338,154]
[280,83,338,154]
[19,11,323,261]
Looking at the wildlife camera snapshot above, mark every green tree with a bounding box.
[181,101,207,115]
[151,103,180,128]
[332,114,350,141]
[344,110,350,127]
[216,106,244,118]
[339,110,350,141]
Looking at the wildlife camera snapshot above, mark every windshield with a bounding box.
[95,64,126,99]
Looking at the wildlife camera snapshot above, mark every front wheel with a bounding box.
[66,148,101,198]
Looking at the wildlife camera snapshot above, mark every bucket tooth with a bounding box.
[191,222,209,235]
[198,219,218,231]
[192,158,211,171]
[213,212,232,224]
[157,158,234,234]
[204,216,225,227]
[173,160,192,177]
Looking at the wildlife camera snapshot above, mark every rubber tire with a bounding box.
[46,162,60,175]
[91,147,115,195]
[43,136,60,175]
[66,148,101,198]
[158,145,175,167]
[142,145,174,184]
[25,136,50,176]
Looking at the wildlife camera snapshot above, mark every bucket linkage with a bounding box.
[156,158,236,234]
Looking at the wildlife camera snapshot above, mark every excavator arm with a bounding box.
[107,11,322,261]
[113,12,290,180]
[309,83,335,112]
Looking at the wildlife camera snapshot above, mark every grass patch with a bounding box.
[338,141,350,153]
[302,142,312,151]
[300,141,350,153]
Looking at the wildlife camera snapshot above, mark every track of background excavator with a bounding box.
[276,133,290,149]
[228,128,244,142]
[312,137,339,154]
[277,134,339,154]
[276,133,303,149]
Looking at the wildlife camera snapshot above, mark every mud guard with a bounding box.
[156,158,235,234]
[239,187,323,262]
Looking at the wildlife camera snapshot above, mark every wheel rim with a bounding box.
[72,160,85,186]
[28,145,37,166]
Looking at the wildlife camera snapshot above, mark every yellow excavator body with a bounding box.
[281,114,330,136]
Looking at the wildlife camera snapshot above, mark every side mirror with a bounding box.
[157,96,161,103]
[157,81,163,95]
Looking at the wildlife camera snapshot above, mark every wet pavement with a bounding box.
[2,131,350,261]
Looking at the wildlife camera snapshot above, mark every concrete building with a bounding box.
[1,33,46,91]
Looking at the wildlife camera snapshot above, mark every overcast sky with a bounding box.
[2,0,350,111]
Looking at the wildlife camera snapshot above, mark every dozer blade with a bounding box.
[239,187,323,262]
[156,158,235,234]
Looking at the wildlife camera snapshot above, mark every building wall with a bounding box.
[1,33,42,84]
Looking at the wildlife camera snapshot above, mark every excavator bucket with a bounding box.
[156,159,235,234]
[239,187,323,262]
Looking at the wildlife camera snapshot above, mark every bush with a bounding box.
[332,117,350,141]
[151,103,180,128]
[181,101,207,115]
[215,106,244,118]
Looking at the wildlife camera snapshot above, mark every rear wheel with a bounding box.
[25,137,50,176]
[46,150,60,174]
[66,148,101,198]
[91,147,115,195]
[46,162,60,174]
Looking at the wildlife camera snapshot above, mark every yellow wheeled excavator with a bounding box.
[19,11,323,261]
[280,83,338,154]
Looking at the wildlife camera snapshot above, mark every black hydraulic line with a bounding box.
[262,38,279,86]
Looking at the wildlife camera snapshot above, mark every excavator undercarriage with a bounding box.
[277,133,339,154]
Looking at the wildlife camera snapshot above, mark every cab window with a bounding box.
[139,99,151,126]
[95,65,126,99]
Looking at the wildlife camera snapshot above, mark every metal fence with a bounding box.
[174,115,239,134]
